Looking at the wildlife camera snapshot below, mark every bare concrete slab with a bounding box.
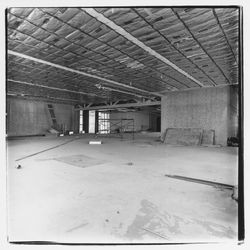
[6,134,238,243]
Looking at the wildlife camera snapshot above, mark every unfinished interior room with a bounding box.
[6,7,242,244]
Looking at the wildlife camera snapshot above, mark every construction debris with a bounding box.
[201,130,215,145]
[48,128,60,135]
[232,186,238,201]
[15,164,21,169]
[163,128,216,146]
[165,174,234,190]
[142,227,169,240]
[127,162,133,166]
[89,141,102,145]
[15,137,80,162]
[164,128,203,146]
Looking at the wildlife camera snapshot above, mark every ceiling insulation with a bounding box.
[7,7,240,106]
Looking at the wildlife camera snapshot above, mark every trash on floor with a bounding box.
[15,164,21,169]
[89,141,102,144]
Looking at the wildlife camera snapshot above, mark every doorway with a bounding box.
[89,110,96,133]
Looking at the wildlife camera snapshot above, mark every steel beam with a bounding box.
[75,101,161,111]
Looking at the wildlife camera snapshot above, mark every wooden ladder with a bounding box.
[47,104,59,130]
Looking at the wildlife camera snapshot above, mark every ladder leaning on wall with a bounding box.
[47,104,62,132]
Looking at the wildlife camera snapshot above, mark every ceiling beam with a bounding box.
[83,8,205,87]
[100,85,156,99]
[76,100,161,111]
[8,78,154,100]
[8,50,161,97]
[7,92,80,103]
[154,82,238,95]
[7,79,99,98]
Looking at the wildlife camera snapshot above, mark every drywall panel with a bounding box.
[6,97,74,136]
[161,86,232,146]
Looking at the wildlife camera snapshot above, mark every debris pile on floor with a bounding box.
[126,162,133,166]
[227,137,239,147]
[15,164,21,169]
[48,128,60,135]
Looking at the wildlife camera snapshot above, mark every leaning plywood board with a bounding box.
[164,128,203,146]
[201,129,215,145]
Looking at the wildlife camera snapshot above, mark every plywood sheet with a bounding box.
[201,129,215,145]
[164,128,202,146]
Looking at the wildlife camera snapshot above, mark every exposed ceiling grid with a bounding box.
[8,50,157,97]
[131,8,217,87]
[84,8,205,88]
[172,8,238,84]
[7,7,239,106]
[8,8,175,92]
[40,7,172,92]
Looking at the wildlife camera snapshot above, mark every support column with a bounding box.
[83,110,89,133]
[95,111,99,134]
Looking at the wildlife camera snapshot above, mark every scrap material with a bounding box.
[164,128,203,146]
[201,129,215,145]
[15,137,80,162]
[89,141,102,144]
[165,174,234,190]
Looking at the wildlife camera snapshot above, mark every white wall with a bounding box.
[6,97,75,136]
[110,110,150,132]
[161,86,237,146]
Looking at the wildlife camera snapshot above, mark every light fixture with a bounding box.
[95,83,103,89]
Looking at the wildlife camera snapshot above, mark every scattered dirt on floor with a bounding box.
[66,222,89,233]
[124,198,236,241]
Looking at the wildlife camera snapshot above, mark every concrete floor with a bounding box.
[7,133,238,243]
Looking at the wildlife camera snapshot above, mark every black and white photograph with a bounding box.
[2,1,245,247]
